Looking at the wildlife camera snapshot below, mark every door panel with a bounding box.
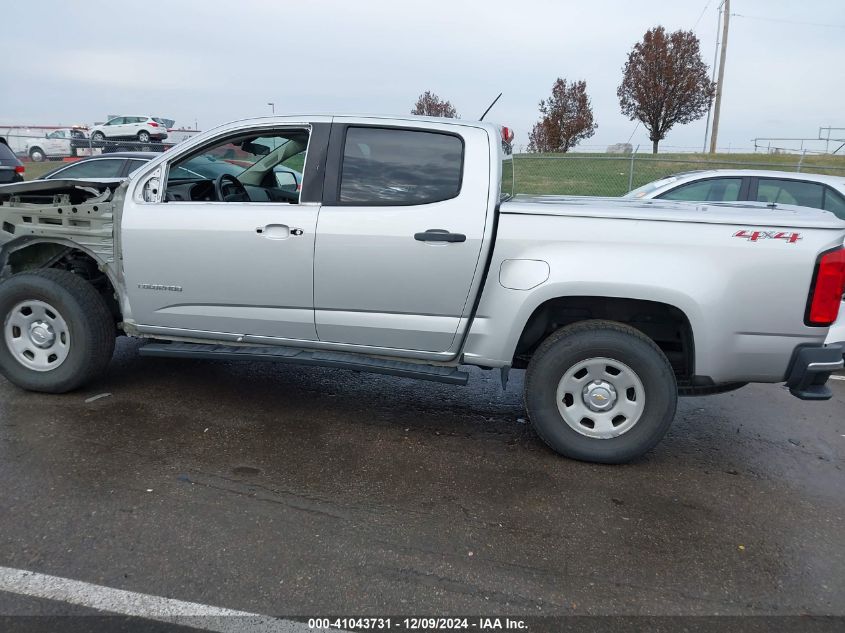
[122,202,318,340]
[314,123,492,353]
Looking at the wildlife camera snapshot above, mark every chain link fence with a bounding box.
[5,125,845,194]
[513,153,845,197]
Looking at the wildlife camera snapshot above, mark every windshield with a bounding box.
[169,155,243,180]
[624,176,681,198]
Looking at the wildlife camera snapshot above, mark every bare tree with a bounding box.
[617,26,715,154]
[527,79,597,153]
[412,91,458,118]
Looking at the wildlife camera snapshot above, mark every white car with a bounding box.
[25,128,88,162]
[627,169,845,346]
[89,116,169,146]
[625,169,845,219]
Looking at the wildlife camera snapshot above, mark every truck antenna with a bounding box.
[479,93,503,121]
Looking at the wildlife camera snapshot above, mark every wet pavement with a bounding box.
[0,337,843,617]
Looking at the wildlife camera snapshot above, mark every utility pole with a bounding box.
[702,2,723,152]
[709,0,730,154]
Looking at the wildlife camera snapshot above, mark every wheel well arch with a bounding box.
[513,296,695,380]
[1,240,121,321]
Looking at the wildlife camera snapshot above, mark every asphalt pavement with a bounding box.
[0,337,843,622]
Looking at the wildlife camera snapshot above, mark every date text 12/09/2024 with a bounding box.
[307,618,528,630]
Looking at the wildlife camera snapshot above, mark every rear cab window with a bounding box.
[500,134,513,202]
[338,127,464,205]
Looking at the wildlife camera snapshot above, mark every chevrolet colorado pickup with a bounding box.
[1,115,844,464]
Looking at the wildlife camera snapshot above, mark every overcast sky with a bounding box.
[3,0,843,152]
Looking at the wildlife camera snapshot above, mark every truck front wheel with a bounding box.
[0,269,115,393]
[524,320,677,464]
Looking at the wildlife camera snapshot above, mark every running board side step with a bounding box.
[138,342,469,385]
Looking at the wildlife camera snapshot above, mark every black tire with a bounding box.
[524,320,677,464]
[137,131,151,143]
[29,147,46,162]
[0,269,115,393]
[91,131,105,148]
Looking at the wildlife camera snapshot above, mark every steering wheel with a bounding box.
[214,173,251,202]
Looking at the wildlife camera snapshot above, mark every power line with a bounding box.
[692,0,712,30]
[731,13,845,29]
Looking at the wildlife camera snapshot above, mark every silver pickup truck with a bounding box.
[1,115,844,464]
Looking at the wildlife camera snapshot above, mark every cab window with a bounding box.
[164,129,309,204]
[338,127,463,205]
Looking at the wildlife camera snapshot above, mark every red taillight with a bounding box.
[148,121,159,127]
[806,247,845,326]
[501,126,515,144]
[14,166,24,174]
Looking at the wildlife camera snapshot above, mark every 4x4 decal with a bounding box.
[733,229,802,243]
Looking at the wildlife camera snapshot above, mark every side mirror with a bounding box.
[275,170,298,190]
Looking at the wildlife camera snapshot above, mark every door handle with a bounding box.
[256,225,304,239]
[414,229,466,243]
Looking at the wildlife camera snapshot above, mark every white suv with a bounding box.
[89,116,169,145]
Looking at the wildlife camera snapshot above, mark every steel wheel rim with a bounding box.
[4,300,71,372]
[139,132,149,142]
[555,357,645,439]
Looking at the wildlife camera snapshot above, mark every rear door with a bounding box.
[313,120,493,354]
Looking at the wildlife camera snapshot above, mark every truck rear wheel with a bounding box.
[0,269,115,393]
[524,320,677,464]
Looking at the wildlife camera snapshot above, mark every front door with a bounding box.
[121,126,319,341]
[313,122,493,354]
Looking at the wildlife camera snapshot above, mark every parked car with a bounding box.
[1,115,844,465]
[89,116,169,146]
[0,140,24,183]
[626,169,845,345]
[625,169,845,219]
[25,128,89,162]
[38,152,289,184]
[40,152,301,188]
[40,152,158,180]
